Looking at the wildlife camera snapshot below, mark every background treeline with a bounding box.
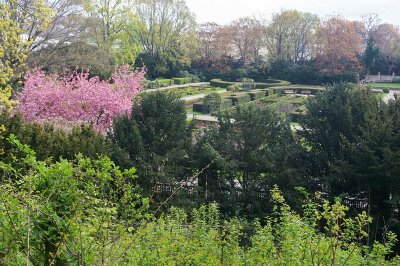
[2,0,400,87]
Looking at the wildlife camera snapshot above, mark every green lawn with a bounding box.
[368,83,400,89]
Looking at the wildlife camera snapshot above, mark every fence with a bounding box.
[153,183,368,211]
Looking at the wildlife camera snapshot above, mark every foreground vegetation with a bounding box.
[1,138,398,264]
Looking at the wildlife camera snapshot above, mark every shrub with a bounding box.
[145,79,160,89]
[230,93,251,106]
[210,79,237,88]
[383,88,390,93]
[242,78,256,91]
[0,113,112,163]
[248,90,265,101]
[193,103,204,113]
[203,93,222,113]
[227,85,238,92]
[173,77,192,85]
[210,78,290,89]
[220,98,234,110]
[157,78,174,86]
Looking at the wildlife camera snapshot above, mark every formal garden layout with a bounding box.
[2,0,400,264]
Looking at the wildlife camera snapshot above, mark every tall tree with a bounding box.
[370,23,400,74]
[132,0,196,77]
[110,92,191,189]
[315,16,362,75]
[194,106,297,217]
[0,0,52,90]
[258,10,319,63]
[302,83,400,233]
[229,17,263,65]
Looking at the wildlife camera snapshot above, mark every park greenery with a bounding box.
[2,0,400,264]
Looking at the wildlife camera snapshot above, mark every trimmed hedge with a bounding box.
[210,79,240,88]
[269,86,324,95]
[157,79,174,87]
[210,78,290,89]
[248,90,265,101]
[220,98,233,110]
[203,93,222,113]
[173,77,192,85]
[193,102,204,113]
[229,93,251,106]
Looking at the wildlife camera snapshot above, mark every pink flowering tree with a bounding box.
[16,66,146,133]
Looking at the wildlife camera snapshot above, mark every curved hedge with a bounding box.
[269,85,324,95]
[210,79,290,89]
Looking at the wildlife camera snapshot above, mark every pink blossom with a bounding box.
[16,65,146,133]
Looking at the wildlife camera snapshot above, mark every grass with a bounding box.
[367,83,400,89]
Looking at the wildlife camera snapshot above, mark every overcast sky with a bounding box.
[186,0,400,26]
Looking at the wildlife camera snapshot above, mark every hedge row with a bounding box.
[155,77,193,87]
[173,77,192,85]
[193,102,204,113]
[248,90,265,101]
[269,86,324,95]
[228,93,252,106]
[157,79,175,87]
[210,79,290,89]
[192,87,283,114]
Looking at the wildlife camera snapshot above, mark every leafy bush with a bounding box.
[106,188,399,265]
[0,136,148,265]
[211,78,290,89]
[383,88,390,93]
[230,93,251,106]
[220,98,234,110]
[203,93,222,113]
[0,113,112,163]
[144,79,160,89]
[227,85,238,92]
[156,78,174,86]
[110,92,191,187]
[193,102,204,113]
[242,78,256,90]
[173,77,192,85]
[248,90,265,101]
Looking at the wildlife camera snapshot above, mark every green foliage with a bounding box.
[229,93,251,106]
[193,106,297,217]
[383,88,390,93]
[302,82,400,234]
[226,85,239,92]
[0,113,112,163]
[242,78,256,90]
[0,135,148,265]
[192,102,204,113]
[96,188,398,265]
[220,98,234,110]
[248,90,265,101]
[203,92,222,113]
[156,78,174,87]
[172,77,192,85]
[0,0,52,91]
[210,78,290,89]
[110,92,191,189]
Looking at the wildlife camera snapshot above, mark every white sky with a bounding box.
[186,0,400,26]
